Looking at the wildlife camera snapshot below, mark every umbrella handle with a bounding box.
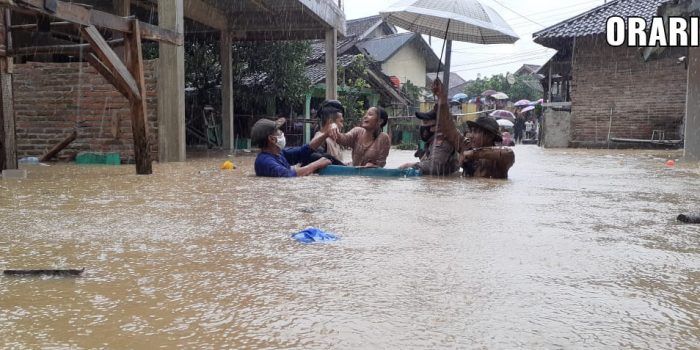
[436,18,451,82]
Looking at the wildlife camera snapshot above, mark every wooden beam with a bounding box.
[81,25,141,102]
[7,0,183,45]
[183,0,226,30]
[9,39,123,56]
[40,129,76,161]
[124,20,152,174]
[0,60,16,170]
[85,52,131,100]
[325,28,337,100]
[220,30,233,150]
[0,9,16,170]
[10,21,72,30]
[157,0,185,162]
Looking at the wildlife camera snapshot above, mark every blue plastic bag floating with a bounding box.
[292,227,338,244]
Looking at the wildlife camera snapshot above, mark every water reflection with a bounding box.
[1,146,700,348]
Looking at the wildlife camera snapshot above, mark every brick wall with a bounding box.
[570,36,686,147]
[13,60,158,161]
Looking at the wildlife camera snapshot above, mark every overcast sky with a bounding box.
[343,0,606,81]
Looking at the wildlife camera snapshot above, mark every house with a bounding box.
[533,0,684,148]
[426,72,469,99]
[514,64,542,77]
[650,0,700,160]
[0,0,345,172]
[347,15,441,90]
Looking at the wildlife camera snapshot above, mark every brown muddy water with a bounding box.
[1,146,700,349]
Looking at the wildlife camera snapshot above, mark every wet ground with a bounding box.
[1,146,699,349]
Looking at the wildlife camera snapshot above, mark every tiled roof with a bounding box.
[308,35,359,62]
[426,72,467,89]
[533,0,670,45]
[346,15,382,38]
[305,54,357,84]
[355,32,416,62]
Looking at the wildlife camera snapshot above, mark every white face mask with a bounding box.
[275,134,286,150]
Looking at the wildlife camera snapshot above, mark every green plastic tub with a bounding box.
[75,152,121,165]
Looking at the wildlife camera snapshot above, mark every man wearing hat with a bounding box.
[462,116,515,179]
[252,117,336,177]
[398,106,460,176]
[398,79,464,176]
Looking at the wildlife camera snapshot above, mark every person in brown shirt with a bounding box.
[333,106,391,167]
[462,115,515,179]
[399,79,462,176]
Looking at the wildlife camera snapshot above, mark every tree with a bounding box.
[337,54,371,127]
[232,41,311,114]
[464,73,541,102]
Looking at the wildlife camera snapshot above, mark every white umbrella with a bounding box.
[492,92,509,100]
[380,0,519,88]
[497,119,514,128]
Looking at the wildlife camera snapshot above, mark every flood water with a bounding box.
[1,146,700,349]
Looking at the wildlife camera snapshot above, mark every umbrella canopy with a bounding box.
[490,109,514,121]
[521,105,535,113]
[380,0,519,44]
[481,89,497,97]
[380,0,518,89]
[529,98,543,106]
[514,99,530,107]
[452,93,469,102]
[497,119,514,127]
[492,92,509,100]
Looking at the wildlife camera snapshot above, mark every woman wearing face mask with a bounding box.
[332,106,391,167]
[252,117,336,177]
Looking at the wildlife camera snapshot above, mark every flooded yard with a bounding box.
[1,146,700,348]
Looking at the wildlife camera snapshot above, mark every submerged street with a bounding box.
[1,147,699,348]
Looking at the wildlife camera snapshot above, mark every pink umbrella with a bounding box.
[521,105,535,113]
[530,98,544,105]
[489,109,515,121]
[514,99,530,107]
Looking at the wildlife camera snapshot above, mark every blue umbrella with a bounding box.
[452,93,468,103]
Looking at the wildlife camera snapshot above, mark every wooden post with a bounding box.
[304,93,311,144]
[0,9,16,170]
[124,20,152,174]
[325,28,337,100]
[157,0,185,162]
[220,29,234,150]
[684,46,700,161]
[112,0,130,60]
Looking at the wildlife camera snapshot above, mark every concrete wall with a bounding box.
[382,41,427,89]
[13,61,158,161]
[542,103,572,148]
[570,35,686,147]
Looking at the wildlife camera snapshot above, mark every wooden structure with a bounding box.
[0,0,345,173]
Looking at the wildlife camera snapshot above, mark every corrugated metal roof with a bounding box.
[533,0,669,43]
[355,32,417,63]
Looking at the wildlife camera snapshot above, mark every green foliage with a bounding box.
[232,41,312,113]
[401,81,424,102]
[185,40,222,106]
[464,73,542,102]
[337,54,371,127]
